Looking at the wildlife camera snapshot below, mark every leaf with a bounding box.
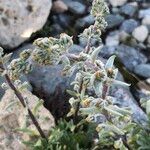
[90,45,103,63]
[69,98,79,106]
[108,105,132,116]
[33,99,44,115]
[104,106,124,117]
[67,90,77,97]
[112,80,131,87]
[89,74,96,87]
[15,128,38,136]
[98,123,125,135]
[146,100,150,115]
[114,138,128,150]
[80,107,100,115]
[113,68,118,80]
[105,55,116,69]
[2,53,13,63]
[18,81,30,91]
[93,81,103,97]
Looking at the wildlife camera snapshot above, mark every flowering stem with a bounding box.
[2,68,47,139]
[102,84,109,99]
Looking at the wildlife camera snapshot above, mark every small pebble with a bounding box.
[132,25,149,42]
[109,0,127,7]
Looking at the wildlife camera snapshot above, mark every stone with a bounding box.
[120,19,139,33]
[75,15,95,29]
[148,36,150,44]
[52,14,72,28]
[139,8,150,18]
[132,25,149,42]
[110,72,147,124]
[0,0,52,49]
[100,45,147,71]
[134,64,150,78]
[50,23,64,36]
[69,44,84,54]
[120,4,137,17]
[105,15,124,29]
[110,85,147,124]
[52,0,68,13]
[0,89,55,150]
[109,0,127,7]
[142,15,150,25]
[63,1,86,15]
[105,31,120,46]
[119,31,130,43]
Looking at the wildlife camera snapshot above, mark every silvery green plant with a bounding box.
[0,0,149,149]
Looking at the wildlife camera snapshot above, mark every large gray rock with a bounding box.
[100,45,147,71]
[0,89,55,150]
[109,0,127,7]
[105,15,125,29]
[120,19,139,33]
[110,85,147,124]
[120,3,137,17]
[63,0,86,15]
[134,64,150,78]
[0,0,52,49]
[139,8,150,18]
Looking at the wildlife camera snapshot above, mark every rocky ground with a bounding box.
[0,0,150,122]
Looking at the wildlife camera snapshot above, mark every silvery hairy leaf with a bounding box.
[112,80,131,87]
[80,106,100,115]
[105,55,116,69]
[67,90,77,97]
[93,80,103,97]
[2,53,13,64]
[104,106,124,117]
[146,100,150,115]
[90,45,103,63]
[107,105,132,116]
[97,123,124,135]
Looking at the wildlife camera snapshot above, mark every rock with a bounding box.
[105,15,124,29]
[75,15,95,29]
[63,1,86,15]
[0,0,52,49]
[105,31,120,46]
[119,31,130,42]
[148,36,150,44]
[120,19,139,33]
[139,8,150,18]
[100,45,147,71]
[52,0,68,13]
[27,63,72,119]
[50,24,64,36]
[109,0,127,7]
[69,44,84,54]
[134,64,150,78]
[132,25,149,42]
[52,14,72,28]
[142,15,150,25]
[0,89,55,150]
[110,85,147,124]
[120,4,137,17]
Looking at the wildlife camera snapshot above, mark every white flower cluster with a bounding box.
[32,33,73,65]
